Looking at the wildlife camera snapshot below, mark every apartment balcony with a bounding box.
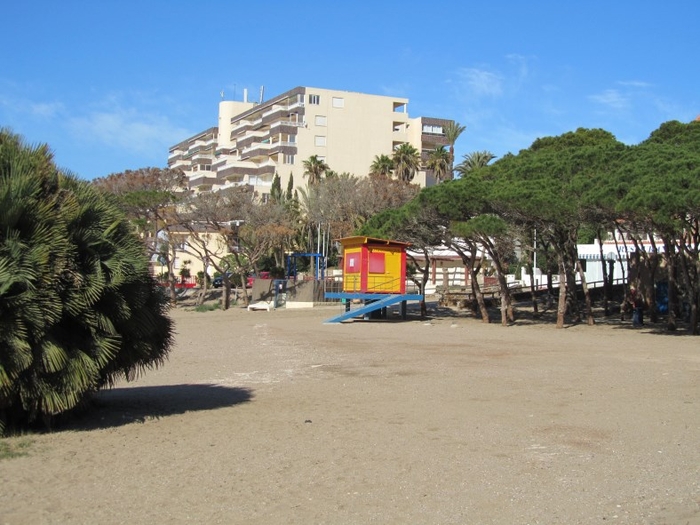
[270,121,303,135]
[168,145,187,157]
[169,157,190,169]
[215,146,233,156]
[237,131,269,150]
[222,173,245,184]
[262,99,305,119]
[195,136,217,147]
[230,119,253,135]
[217,180,249,191]
[188,175,218,191]
[262,104,289,121]
[192,151,214,163]
[183,145,205,159]
[241,143,270,161]
[261,107,305,128]
[241,142,297,161]
[257,163,277,176]
[218,161,257,181]
[271,120,305,129]
[246,174,274,188]
[212,156,230,170]
[168,152,183,164]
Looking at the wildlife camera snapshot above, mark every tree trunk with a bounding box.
[452,242,490,323]
[596,233,610,316]
[556,255,567,328]
[407,250,431,318]
[196,279,208,307]
[525,252,538,315]
[166,245,178,305]
[664,239,678,331]
[494,269,512,326]
[471,268,490,323]
[576,259,595,326]
[565,260,580,323]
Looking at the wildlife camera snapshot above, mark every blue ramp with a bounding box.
[324,293,423,324]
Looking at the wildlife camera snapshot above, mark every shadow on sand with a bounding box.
[60,383,254,432]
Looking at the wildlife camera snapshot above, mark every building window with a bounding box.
[315,115,327,126]
[422,124,444,135]
[284,154,295,164]
[315,136,326,147]
[345,253,361,274]
[369,252,386,273]
[332,97,344,108]
[308,94,320,105]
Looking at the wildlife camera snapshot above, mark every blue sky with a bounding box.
[1,1,697,180]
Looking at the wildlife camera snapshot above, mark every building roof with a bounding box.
[338,236,412,248]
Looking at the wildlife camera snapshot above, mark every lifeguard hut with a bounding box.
[324,236,423,323]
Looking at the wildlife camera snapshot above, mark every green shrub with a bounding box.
[0,130,174,434]
[194,303,221,312]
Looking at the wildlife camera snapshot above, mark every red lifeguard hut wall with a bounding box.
[338,236,410,294]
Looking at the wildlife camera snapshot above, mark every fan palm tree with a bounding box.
[455,150,497,177]
[392,143,422,183]
[369,154,394,177]
[426,146,451,183]
[444,121,466,179]
[0,129,173,433]
[302,155,330,186]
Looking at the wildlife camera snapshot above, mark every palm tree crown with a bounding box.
[426,146,451,184]
[302,155,330,186]
[455,150,496,177]
[392,143,421,183]
[369,154,394,177]
[443,121,466,180]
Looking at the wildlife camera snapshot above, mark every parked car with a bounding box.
[247,271,271,288]
[212,273,233,288]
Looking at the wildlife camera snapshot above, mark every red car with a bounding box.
[246,271,271,287]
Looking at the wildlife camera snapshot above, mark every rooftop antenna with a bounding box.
[220,90,224,100]
[259,85,265,104]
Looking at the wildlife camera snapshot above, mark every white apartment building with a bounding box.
[168,86,453,198]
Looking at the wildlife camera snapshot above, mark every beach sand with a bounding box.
[2,302,700,524]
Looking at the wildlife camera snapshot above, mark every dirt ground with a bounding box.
[1,300,700,525]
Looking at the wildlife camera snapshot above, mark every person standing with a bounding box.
[630,288,644,327]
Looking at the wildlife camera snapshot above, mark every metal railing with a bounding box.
[341,275,404,293]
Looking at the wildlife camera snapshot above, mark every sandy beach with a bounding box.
[1,301,700,524]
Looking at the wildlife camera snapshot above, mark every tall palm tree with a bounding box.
[426,146,451,184]
[444,121,466,180]
[392,143,421,183]
[369,154,394,177]
[455,150,497,177]
[302,155,330,186]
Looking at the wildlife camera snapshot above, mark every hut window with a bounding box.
[345,253,361,274]
[369,252,386,273]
